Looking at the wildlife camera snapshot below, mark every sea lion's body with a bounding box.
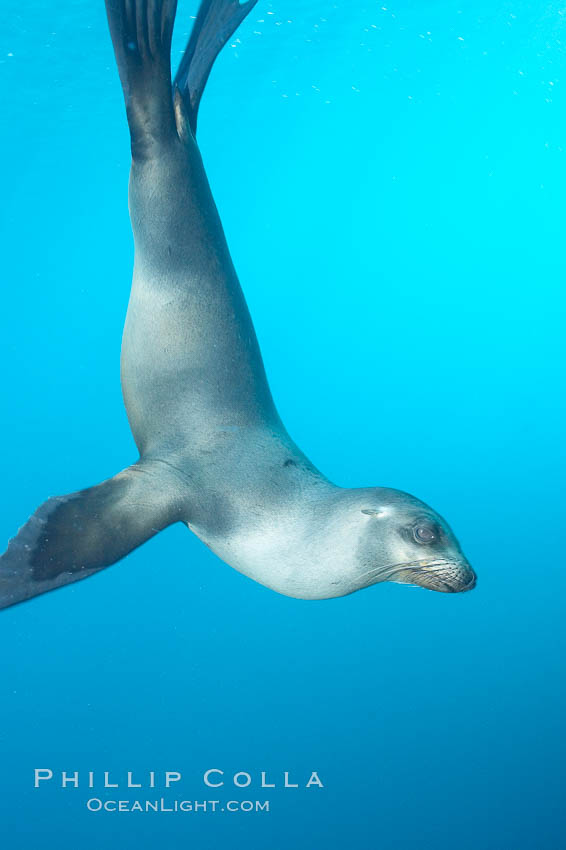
[0,0,476,610]
[125,136,340,597]
[124,144,277,455]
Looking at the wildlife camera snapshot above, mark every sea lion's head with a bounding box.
[196,483,475,601]
[352,487,476,593]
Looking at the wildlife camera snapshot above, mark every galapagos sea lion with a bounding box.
[0,0,476,609]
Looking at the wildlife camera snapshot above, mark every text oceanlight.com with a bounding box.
[86,798,270,813]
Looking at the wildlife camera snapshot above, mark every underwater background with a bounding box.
[1,1,565,848]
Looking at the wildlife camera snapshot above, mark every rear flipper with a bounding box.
[174,0,259,134]
[0,463,182,610]
[105,0,259,154]
[105,0,179,158]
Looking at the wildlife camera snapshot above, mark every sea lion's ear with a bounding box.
[361,509,385,517]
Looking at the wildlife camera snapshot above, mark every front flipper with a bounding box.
[174,0,259,134]
[0,463,182,610]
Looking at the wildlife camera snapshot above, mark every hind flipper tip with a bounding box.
[173,0,260,135]
[106,0,177,63]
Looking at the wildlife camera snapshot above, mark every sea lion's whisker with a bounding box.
[357,558,450,583]
[357,558,455,588]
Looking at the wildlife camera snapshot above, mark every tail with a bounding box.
[105,0,259,153]
[0,463,183,610]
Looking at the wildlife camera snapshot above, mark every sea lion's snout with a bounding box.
[412,560,477,593]
[455,570,477,593]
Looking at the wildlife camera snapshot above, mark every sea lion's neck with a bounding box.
[147,423,331,522]
[175,437,363,600]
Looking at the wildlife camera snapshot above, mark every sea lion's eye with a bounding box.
[413,524,438,544]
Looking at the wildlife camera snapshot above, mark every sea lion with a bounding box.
[0,0,476,610]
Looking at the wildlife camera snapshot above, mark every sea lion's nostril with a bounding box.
[461,574,477,592]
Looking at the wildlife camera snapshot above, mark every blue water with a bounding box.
[1,1,565,848]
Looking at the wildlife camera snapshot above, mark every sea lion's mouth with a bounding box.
[400,559,477,593]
